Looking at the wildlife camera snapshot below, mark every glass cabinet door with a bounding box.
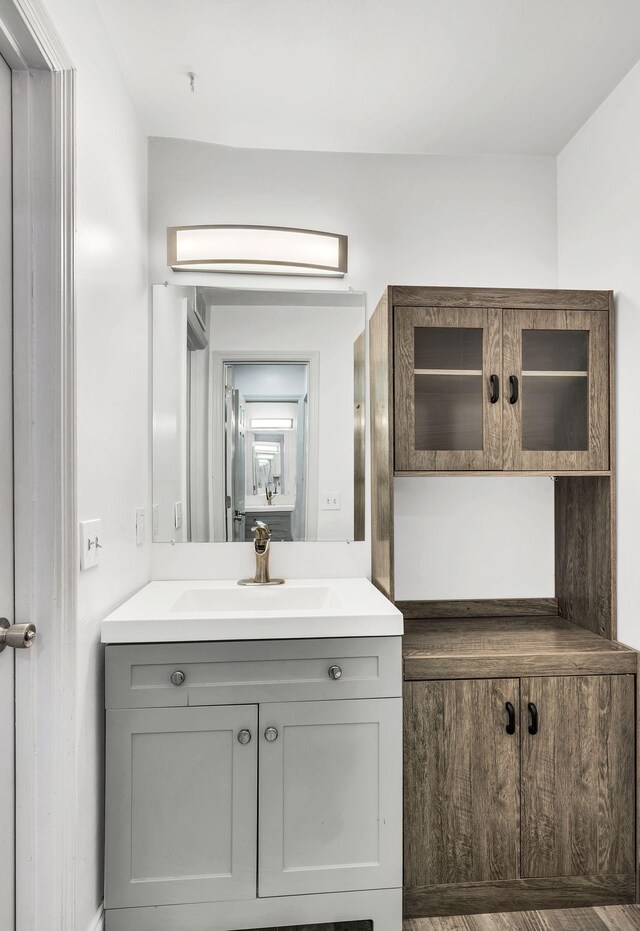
[502,310,609,471]
[394,307,502,471]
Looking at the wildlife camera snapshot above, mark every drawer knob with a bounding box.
[328,665,343,680]
[264,726,279,742]
[237,729,252,745]
[170,670,186,687]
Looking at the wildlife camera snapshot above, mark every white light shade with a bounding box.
[251,418,294,430]
[168,225,347,277]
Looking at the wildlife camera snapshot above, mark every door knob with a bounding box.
[0,618,36,653]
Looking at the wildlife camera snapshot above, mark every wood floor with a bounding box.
[404,905,640,930]
[256,909,640,931]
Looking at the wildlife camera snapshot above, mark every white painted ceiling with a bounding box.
[95,0,640,155]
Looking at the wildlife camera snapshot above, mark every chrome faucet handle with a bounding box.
[251,520,271,542]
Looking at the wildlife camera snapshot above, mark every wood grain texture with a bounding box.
[369,288,394,599]
[404,903,640,930]
[608,294,618,639]
[394,470,612,477]
[502,309,609,472]
[353,329,366,542]
[402,617,636,681]
[397,598,559,619]
[521,676,635,879]
[394,306,502,471]
[555,477,613,638]
[403,875,636,919]
[404,679,520,888]
[391,287,610,311]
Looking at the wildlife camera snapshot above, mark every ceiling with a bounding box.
[95,0,640,156]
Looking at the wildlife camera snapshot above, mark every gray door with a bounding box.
[0,50,14,931]
[105,705,258,908]
[258,698,402,897]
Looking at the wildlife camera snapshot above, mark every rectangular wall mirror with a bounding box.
[152,285,366,542]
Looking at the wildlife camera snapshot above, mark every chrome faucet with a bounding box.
[238,520,284,586]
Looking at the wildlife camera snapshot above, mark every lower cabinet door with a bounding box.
[258,697,402,897]
[105,705,257,908]
[404,679,521,888]
[521,675,635,879]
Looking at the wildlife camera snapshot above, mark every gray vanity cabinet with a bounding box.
[259,698,402,897]
[104,637,403,930]
[104,704,258,909]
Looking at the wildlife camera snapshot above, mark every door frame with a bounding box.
[0,4,76,931]
[211,351,320,541]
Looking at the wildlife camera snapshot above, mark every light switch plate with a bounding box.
[80,519,102,571]
[174,501,183,529]
[321,493,341,510]
[135,508,145,546]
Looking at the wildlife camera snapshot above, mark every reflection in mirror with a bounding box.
[153,286,366,542]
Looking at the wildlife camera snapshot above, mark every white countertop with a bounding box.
[101,577,403,644]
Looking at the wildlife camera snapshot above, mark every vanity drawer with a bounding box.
[105,637,402,708]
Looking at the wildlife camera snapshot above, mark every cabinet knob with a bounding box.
[170,670,186,687]
[328,664,342,680]
[264,726,279,742]
[237,729,252,745]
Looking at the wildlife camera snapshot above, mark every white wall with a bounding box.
[40,1,150,928]
[149,138,559,590]
[558,60,640,648]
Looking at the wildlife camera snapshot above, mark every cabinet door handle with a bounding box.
[264,726,279,742]
[509,375,519,404]
[328,665,343,680]
[505,701,516,735]
[237,729,252,745]
[489,374,500,404]
[528,702,539,735]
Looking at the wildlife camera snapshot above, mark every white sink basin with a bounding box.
[101,578,403,643]
[171,585,341,614]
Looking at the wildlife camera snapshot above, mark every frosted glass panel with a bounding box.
[521,330,589,452]
[414,374,483,450]
[413,327,484,451]
[414,327,482,370]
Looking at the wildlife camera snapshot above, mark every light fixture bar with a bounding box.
[168,224,348,277]
[251,418,294,430]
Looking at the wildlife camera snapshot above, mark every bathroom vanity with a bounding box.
[370,285,639,919]
[102,579,403,931]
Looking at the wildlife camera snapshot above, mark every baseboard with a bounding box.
[87,903,104,931]
[403,874,636,918]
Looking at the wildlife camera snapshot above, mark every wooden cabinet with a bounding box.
[105,705,258,909]
[394,302,610,473]
[520,675,635,880]
[403,674,635,917]
[404,679,520,887]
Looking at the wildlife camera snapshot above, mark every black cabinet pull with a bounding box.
[528,702,539,735]
[505,701,516,735]
[489,374,500,403]
[509,375,519,404]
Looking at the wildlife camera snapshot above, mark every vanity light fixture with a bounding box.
[251,418,294,430]
[167,224,348,277]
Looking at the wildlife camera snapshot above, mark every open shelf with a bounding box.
[403,616,636,680]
